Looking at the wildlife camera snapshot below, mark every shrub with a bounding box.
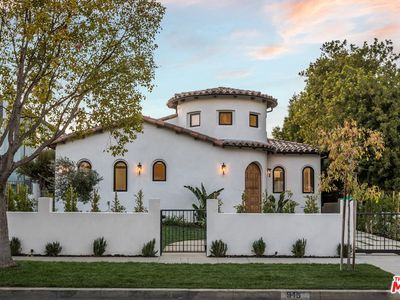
[304,195,319,213]
[337,243,352,258]
[141,239,158,257]
[93,237,107,256]
[252,237,266,256]
[111,192,125,212]
[134,189,148,212]
[5,184,35,212]
[262,191,298,213]
[64,185,78,212]
[10,237,22,256]
[210,239,227,257]
[91,189,101,212]
[292,238,307,257]
[163,215,185,226]
[234,192,247,213]
[45,242,62,256]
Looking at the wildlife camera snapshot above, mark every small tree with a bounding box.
[134,189,147,212]
[111,192,125,213]
[319,120,384,270]
[303,195,319,213]
[64,186,78,212]
[234,191,247,213]
[91,189,101,213]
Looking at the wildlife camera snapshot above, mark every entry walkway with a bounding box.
[14,253,399,274]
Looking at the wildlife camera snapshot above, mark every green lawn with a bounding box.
[0,261,393,289]
[161,224,205,249]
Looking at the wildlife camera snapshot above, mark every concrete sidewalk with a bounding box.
[14,253,399,274]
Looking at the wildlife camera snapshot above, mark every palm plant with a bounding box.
[184,183,224,224]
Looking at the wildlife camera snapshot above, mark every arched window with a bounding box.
[273,166,285,193]
[153,161,166,181]
[302,167,314,193]
[114,161,127,192]
[78,160,92,173]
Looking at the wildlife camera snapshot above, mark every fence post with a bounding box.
[37,197,52,214]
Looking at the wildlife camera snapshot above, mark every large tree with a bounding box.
[273,39,400,191]
[0,0,164,267]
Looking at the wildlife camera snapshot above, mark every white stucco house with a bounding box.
[53,87,321,213]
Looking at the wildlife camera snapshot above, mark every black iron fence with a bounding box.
[160,209,206,254]
[356,212,400,254]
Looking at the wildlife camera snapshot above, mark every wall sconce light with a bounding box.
[221,163,226,175]
[267,168,272,177]
[137,162,142,175]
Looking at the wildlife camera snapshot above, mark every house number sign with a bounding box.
[281,291,311,299]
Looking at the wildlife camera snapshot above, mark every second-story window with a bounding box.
[219,111,233,125]
[189,112,200,127]
[249,113,259,128]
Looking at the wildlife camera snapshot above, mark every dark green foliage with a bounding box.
[55,157,102,204]
[252,238,266,257]
[274,39,400,191]
[262,191,298,213]
[5,184,35,212]
[141,239,158,257]
[64,185,78,212]
[45,242,62,256]
[184,183,224,223]
[16,149,55,194]
[337,244,352,258]
[93,237,107,256]
[210,240,227,257]
[303,195,320,213]
[292,239,307,258]
[9,237,22,256]
[162,215,185,226]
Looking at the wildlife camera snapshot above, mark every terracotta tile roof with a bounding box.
[167,86,278,109]
[158,113,178,121]
[52,116,318,154]
[267,138,318,154]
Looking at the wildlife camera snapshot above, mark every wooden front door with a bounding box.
[245,162,261,213]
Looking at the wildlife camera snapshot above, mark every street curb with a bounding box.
[0,288,399,300]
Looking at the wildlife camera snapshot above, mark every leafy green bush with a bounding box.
[5,184,35,212]
[162,215,185,226]
[91,189,101,212]
[234,192,247,213]
[252,238,266,256]
[45,242,62,256]
[111,192,125,212]
[292,239,307,257]
[93,237,107,256]
[304,195,319,213]
[262,191,298,213]
[210,240,228,257]
[134,189,148,212]
[10,237,22,256]
[337,243,352,258]
[64,185,78,212]
[141,239,158,257]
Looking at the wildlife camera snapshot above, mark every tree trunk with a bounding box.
[352,200,357,270]
[346,199,351,269]
[0,182,15,267]
[340,195,346,271]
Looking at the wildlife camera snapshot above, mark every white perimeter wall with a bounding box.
[206,199,353,257]
[7,198,160,256]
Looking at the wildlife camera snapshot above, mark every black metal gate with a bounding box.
[356,212,400,254]
[160,209,206,254]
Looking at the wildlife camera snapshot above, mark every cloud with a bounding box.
[248,45,288,60]
[216,69,253,80]
[249,0,400,60]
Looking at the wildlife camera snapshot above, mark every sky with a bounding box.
[142,0,400,136]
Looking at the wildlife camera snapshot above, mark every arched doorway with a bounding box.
[245,162,261,213]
